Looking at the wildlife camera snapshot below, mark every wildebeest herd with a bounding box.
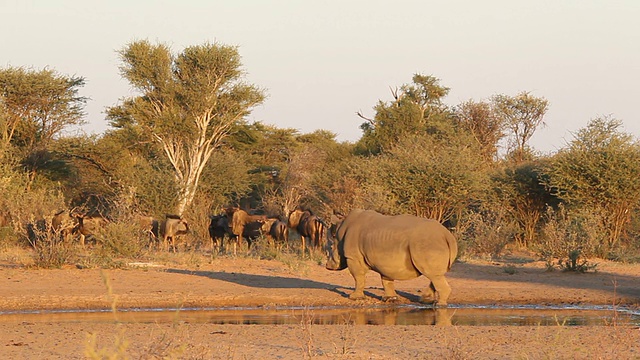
[209,206,325,255]
[21,206,329,255]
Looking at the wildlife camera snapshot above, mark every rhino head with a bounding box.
[325,231,347,271]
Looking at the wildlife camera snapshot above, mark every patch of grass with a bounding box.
[76,249,128,269]
[279,253,310,275]
[558,249,598,273]
[84,330,129,360]
[605,244,640,264]
[332,315,357,356]
[0,245,34,267]
[439,328,481,360]
[32,237,75,269]
[503,265,518,275]
[0,226,20,250]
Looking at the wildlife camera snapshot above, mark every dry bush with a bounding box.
[0,225,19,250]
[32,233,75,269]
[296,307,318,358]
[1,181,67,248]
[537,205,607,269]
[75,221,149,269]
[0,168,76,268]
[455,210,514,259]
[183,196,217,252]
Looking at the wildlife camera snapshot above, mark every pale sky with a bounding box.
[2,0,639,153]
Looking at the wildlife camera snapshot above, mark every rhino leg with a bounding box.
[381,276,398,302]
[347,260,367,300]
[429,275,452,306]
[420,282,437,303]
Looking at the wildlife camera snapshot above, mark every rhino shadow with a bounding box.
[166,269,432,303]
[166,268,348,296]
[166,269,449,304]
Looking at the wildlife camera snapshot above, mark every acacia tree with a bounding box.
[491,91,548,162]
[544,117,640,251]
[0,67,86,148]
[0,67,86,184]
[108,40,265,215]
[357,74,450,155]
[455,100,505,163]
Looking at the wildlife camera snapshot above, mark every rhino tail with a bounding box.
[445,230,458,271]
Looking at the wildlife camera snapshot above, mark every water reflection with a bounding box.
[1,305,638,327]
[206,307,454,326]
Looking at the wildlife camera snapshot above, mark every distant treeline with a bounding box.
[1,41,639,264]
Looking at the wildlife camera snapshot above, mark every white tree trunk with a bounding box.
[156,113,238,216]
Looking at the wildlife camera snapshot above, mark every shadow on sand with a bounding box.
[166,268,354,299]
[167,268,441,304]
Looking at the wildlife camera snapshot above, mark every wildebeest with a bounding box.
[160,214,189,252]
[241,220,266,249]
[261,217,289,248]
[137,215,159,248]
[74,214,109,247]
[325,209,458,306]
[208,214,232,253]
[224,207,267,254]
[287,207,326,253]
[26,218,49,248]
[51,210,77,243]
[26,210,76,247]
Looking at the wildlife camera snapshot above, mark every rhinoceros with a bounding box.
[325,209,458,306]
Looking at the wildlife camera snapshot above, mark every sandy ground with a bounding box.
[0,253,639,359]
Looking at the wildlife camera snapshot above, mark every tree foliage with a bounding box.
[357,74,451,155]
[543,117,640,251]
[0,66,86,150]
[491,91,548,162]
[454,100,505,162]
[353,135,486,223]
[3,54,640,263]
[490,160,555,247]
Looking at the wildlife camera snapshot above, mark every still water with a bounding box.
[1,304,638,326]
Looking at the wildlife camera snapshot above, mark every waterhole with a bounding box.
[2,305,638,326]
